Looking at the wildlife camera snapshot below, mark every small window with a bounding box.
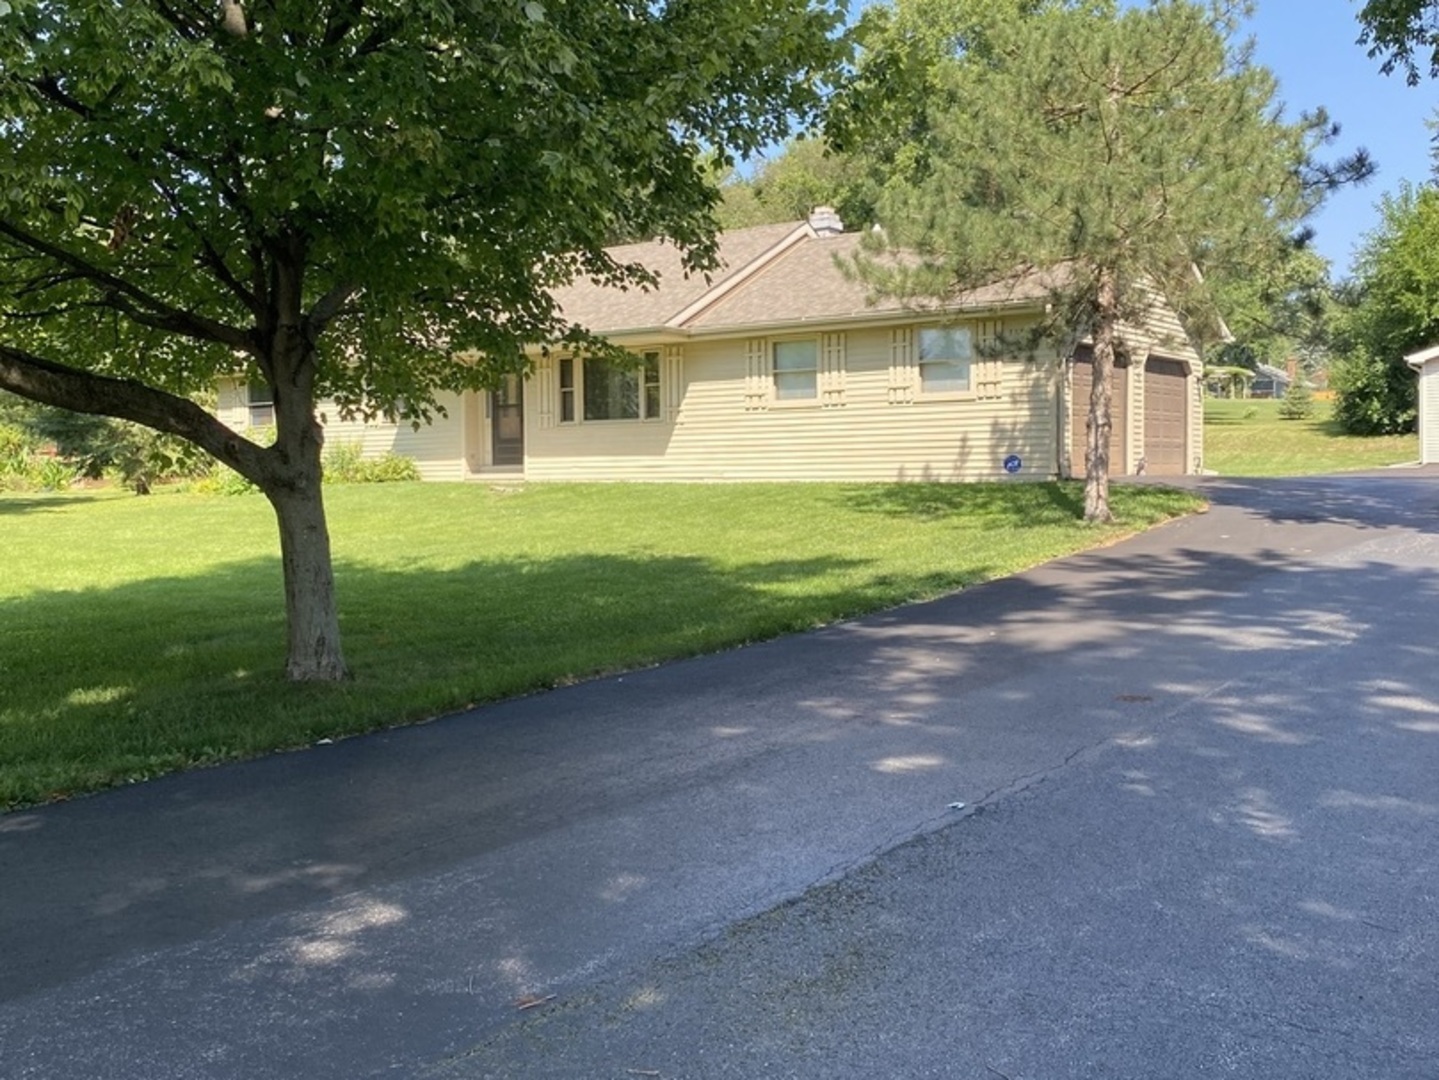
[642,351,661,420]
[559,358,576,423]
[918,327,972,393]
[247,380,274,427]
[773,339,818,401]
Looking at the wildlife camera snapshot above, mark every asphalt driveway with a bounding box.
[2,471,1437,1078]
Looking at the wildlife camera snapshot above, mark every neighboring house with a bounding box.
[1250,362,1292,399]
[217,209,1205,480]
[1405,344,1439,465]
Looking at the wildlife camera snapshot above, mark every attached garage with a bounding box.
[1142,357,1189,476]
[1405,344,1439,465]
[1067,346,1129,478]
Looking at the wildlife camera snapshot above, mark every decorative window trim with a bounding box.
[972,318,1005,400]
[663,345,685,421]
[888,327,916,405]
[535,355,556,429]
[744,338,771,411]
[820,333,847,407]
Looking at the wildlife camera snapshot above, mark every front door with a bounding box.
[490,375,524,467]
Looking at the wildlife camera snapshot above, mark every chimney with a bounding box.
[807,205,844,237]
[1285,357,1298,383]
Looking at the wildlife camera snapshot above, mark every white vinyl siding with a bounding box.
[1420,360,1439,464]
[315,392,468,481]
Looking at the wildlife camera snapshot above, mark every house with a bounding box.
[217,210,1204,481]
[1250,363,1292,399]
[1405,343,1439,465]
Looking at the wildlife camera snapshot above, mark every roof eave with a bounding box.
[1404,343,1439,367]
[684,298,1047,338]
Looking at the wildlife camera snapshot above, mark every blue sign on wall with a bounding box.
[1003,454,1023,474]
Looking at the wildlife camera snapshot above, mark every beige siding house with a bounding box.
[218,211,1205,481]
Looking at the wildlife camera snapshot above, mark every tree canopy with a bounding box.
[1331,183,1436,434]
[0,0,845,679]
[1358,0,1439,84]
[841,0,1368,521]
[715,138,874,233]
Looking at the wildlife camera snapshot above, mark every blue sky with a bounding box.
[843,0,1438,278]
[1244,0,1436,276]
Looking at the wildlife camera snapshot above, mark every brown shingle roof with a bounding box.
[552,219,1055,337]
[550,220,804,333]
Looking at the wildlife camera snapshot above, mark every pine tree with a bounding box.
[843,0,1368,521]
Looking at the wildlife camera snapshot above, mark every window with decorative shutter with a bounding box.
[820,333,847,407]
[973,318,1005,400]
[535,355,555,429]
[888,327,916,404]
[664,345,684,421]
[744,338,771,410]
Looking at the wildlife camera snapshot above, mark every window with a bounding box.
[918,327,972,393]
[560,352,662,422]
[559,358,576,422]
[247,380,274,427]
[642,351,661,419]
[773,339,818,401]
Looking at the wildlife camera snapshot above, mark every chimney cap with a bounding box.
[807,205,844,236]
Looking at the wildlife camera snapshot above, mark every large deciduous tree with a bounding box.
[1358,0,1439,83]
[0,0,844,680]
[837,0,1368,522]
[1330,183,1437,434]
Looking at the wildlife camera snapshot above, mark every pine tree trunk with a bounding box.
[1083,268,1120,525]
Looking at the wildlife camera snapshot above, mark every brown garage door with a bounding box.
[1069,346,1128,479]
[1143,357,1188,475]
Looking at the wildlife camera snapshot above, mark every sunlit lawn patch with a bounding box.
[1204,398,1417,476]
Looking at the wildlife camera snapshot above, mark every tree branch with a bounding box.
[0,343,275,484]
[0,220,251,350]
[307,282,359,338]
[149,174,260,313]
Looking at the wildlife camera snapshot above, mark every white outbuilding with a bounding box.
[1404,343,1439,465]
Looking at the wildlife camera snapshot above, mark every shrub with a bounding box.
[322,442,420,484]
[1331,349,1416,435]
[0,423,76,491]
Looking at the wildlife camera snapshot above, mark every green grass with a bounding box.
[0,481,1201,809]
[1204,398,1418,476]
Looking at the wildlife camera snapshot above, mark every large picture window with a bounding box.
[918,327,973,393]
[773,339,818,401]
[560,352,662,422]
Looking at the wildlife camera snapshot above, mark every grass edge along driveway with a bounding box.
[1,481,1203,810]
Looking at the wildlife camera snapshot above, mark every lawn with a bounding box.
[1204,398,1418,476]
[0,481,1201,809]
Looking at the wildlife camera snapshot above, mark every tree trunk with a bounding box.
[1083,267,1120,524]
[267,475,348,682]
[260,397,348,681]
